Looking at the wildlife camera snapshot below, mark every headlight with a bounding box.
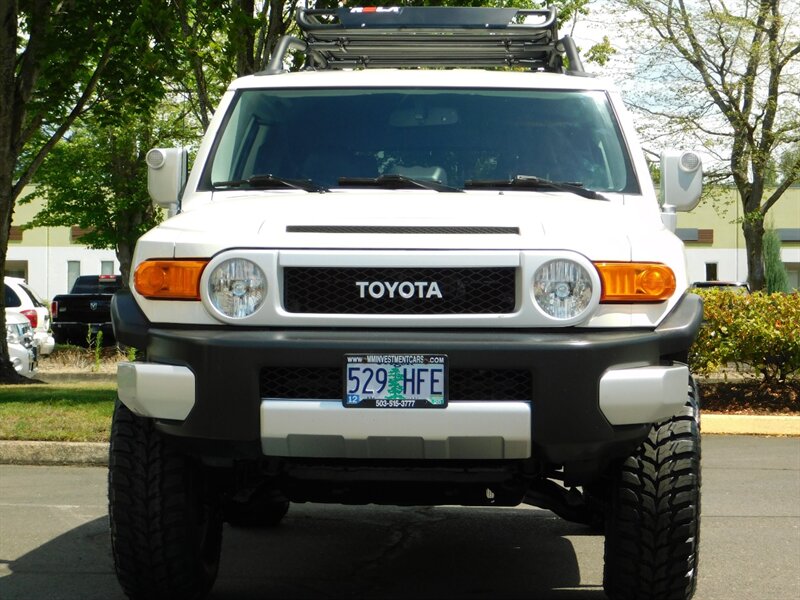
[7,325,20,344]
[207,259,266,318]
[533,259,593,320]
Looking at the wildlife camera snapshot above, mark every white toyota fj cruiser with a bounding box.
[109,7,704,600]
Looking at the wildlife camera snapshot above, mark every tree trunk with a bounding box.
[0,187,28,383]
[0,0,19,381]
[234,0,257,77]
[742,212,766,291]
[264,0,291,67]
[116,240,133,291]
[0,187,20,381]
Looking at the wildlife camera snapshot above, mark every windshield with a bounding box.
[204,88,638,193]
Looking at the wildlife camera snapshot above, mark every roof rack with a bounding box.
[264,6,585,75]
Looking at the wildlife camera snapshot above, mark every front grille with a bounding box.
[260,367,532,401]
[283,267,515,314]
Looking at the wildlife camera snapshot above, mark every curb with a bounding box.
[701,414,800,436]
[0,440,108,466]
[34,372,116,384]
[0,415,797,467]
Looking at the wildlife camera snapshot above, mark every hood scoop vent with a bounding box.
[286,225,519,235]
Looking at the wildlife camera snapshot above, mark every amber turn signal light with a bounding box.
[134,260,208,300]
[595,262,676,302]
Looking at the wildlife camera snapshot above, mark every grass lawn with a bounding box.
[0,382,116,442]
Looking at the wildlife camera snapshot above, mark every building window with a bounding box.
[705,263,718,281]
[101,261,114,275]
[776,229,800,243]
[5,260,27,279]
[9,226,23,242]
[785,263,799,292]
[67,261,81,291]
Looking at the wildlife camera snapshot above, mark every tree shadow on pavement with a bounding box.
[1,504,607,600]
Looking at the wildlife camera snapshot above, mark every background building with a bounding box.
[7,187,119,301]
[677,186,800,289]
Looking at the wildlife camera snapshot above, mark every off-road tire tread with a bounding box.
[603,378,701,600]
[108,401,222,600]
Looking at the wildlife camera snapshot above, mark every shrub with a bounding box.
[763,228,790,293]
[690,289,800,383]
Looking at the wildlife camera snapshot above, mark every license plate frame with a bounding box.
[343,354,448,408]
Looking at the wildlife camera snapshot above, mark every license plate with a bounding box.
[344,354,447,408]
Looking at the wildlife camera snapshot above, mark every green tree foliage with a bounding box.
[0,0,166,382]
[615,0,800,291]
[690,289,800,384]
[583,36,616,66]
[19,107,198,286]
[763,228,790,294]
[149,0,301,130]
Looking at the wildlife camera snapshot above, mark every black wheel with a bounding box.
[603,377,701,600]
[108,400,223,600]
[224,488,290,528]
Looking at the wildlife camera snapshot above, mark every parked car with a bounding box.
[691,281,751,294]
[6,311,37,378]
[4,276,55,355]
[50,274,123,346]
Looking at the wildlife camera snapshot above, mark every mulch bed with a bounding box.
[698,380,800,415]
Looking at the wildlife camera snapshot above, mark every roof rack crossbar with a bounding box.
[264,6,585,75]
[297,6,558,32]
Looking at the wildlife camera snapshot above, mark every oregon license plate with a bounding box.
[344,354,447,408]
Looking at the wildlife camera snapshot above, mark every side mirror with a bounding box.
[146,148,188,213]
[660,150,702,212]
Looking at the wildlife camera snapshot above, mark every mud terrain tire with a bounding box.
[603,378,701,600]
[109,401,222,600]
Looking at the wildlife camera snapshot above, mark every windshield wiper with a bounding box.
[338,174,463,193]
[213,174,327,193]
[464,175,608,200]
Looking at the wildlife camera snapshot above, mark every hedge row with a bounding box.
[689,289,800,383]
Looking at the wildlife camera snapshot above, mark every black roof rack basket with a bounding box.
[264,6,585,75]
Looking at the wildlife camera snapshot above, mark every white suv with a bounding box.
[109,7,705,600]
[4,276,55,355]
[6,311,37,377]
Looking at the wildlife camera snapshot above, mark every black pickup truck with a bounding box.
[50,275,122,346]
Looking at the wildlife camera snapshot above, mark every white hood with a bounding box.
[141,190,668,262]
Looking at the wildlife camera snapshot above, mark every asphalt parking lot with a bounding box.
[0,435,798,600]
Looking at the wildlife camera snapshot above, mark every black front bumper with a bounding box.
[112,291,702,468]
